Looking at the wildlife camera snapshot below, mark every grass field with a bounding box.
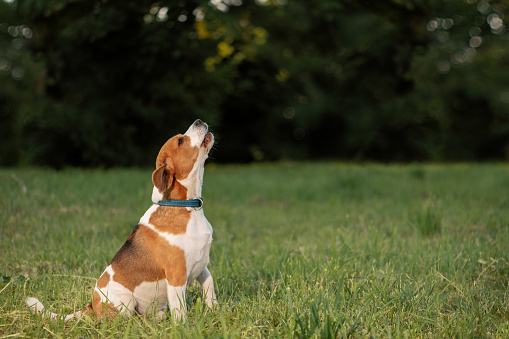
[1,163,508,338]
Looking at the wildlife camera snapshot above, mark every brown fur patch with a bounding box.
[149,202,191,235]
[140,225,187,286]
[109,225,164,291]
[110,224,187,290]
[84,291,117,319]
[156,135,199,183]
[96,271,110,289]
[162,180,189,201]
[81,302,94,317]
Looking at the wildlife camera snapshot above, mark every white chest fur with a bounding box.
[140,205,213,283]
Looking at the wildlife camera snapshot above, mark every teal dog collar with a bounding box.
[157,198,203,209]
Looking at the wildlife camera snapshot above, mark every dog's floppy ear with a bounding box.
[152,158,174,192]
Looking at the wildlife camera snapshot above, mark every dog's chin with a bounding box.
[201,132,214,150]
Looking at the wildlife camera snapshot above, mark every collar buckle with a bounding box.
[195,197,204,210]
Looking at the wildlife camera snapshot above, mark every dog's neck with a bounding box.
[151,158,205,204]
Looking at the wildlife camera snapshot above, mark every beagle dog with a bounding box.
[26,119,217,322]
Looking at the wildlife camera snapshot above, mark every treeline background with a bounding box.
[1,0,509,167]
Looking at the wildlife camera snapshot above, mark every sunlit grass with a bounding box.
[1,163,508,337]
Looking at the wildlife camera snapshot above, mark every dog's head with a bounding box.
[152,119,214,194]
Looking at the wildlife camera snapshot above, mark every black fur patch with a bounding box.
[109,224,140,265]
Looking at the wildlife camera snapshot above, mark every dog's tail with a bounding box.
[25,297,90,322]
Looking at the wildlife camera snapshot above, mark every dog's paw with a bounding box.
[171,309,186,324]
[154,310,166,322]
[206,299,218,310]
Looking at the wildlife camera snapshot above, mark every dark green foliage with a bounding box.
[1,0,509,166]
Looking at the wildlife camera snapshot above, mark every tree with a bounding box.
[1,0,508,166]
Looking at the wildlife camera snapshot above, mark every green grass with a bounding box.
[1,163,509,338]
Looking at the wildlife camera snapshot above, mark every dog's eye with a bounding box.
[178,138,184,146]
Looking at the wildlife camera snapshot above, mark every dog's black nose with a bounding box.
[194,119,203,126]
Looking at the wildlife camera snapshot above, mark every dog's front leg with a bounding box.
[197,267,217,308]
[166,283,187,323]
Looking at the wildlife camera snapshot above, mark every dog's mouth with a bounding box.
[201,132,213,148]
